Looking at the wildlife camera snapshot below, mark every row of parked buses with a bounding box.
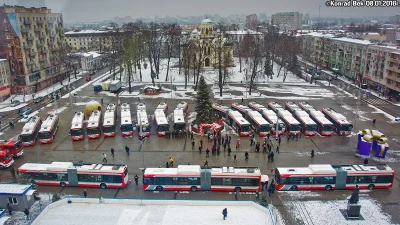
[153,101,189,137]
[212,101,353,137]
[14,161,394,192]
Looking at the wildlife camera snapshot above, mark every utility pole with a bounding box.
[318,5,321,31]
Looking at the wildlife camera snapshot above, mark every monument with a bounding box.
[340,185,363,220]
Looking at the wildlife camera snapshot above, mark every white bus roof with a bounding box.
[248,102,268,112]
[19,162,126,173]
[39,114,58,132]
[297,116,316,125]
[295,110,310,118]
[121,103,130,110]
[174,109,185,124]
[323,108,351,124]
[155,109,168,125]
[286,102,301,111]
[261,110,278,123]
[212,103,230,112]
[268,102,283,110]
[176,101,188,110]
[228,111,250,125]
[309,111,333,125]
[156,102,168,111]
[247,111,270,125]
[21,116,41,135]
[87,110,101,128]
[277,164,337,175]
[137,110,149,126]
[298,102,316,111]
[103,110,115,126]
[145,165,261,176]
[137,103,146,111]
[232,103,251,113]
[278,110,300,125]
[106,103,116,111]
[71,112,84,130]
[336,164,394,173]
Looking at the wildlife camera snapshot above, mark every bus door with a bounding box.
[335,169,347,189]
[67,168,79,186]
[200,169,211,191]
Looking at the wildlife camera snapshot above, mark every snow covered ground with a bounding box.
[33,199,273,225]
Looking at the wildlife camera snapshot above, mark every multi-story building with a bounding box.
[0,59,11,101]
[246,14,259,30]
[65,29,115,52]
[271,12,303,30]
[0,5,66,94]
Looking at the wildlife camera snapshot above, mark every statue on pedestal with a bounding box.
[348,185,360,204]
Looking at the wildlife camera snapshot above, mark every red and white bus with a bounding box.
[103,109,116,138]
[278,110,301,135]
[308,110,334,136]
[285,102,302,114]
[0,149,14,169]
[156,102,168,115]
[227,111,252,137]
[275,164,394,191]
[248,102,285,135]
[268,102,284,113]
[18,161,129,189]
[294,110,318,136]
[70,112,85,141]
[173,109,186,132]
[120,103,133,137]
[246,111,271,137]
[176,101,188,116]
[137,109,151,137]
[87,110,102,139]
[143,165,263,192]
[322,108,353,136]
[20,116,42,146]
[231,103,252,117]
[212,103,231,122]
[0,139,23,158]
[298,102,316,113]
[38,113,59,144]
[154,109,170,137]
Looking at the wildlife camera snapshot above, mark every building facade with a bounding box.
[0,5,66,94]
[271,12,303,30]
[246,14,259,30]
[0,184,35,212]
[0,59,11,101]
[65,29,115,52]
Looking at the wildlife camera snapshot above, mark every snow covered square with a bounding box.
[33,199,274,225]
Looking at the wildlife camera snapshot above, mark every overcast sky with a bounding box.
[2,0,397,23]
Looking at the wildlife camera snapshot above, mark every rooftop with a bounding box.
[65,29,112,35]
[0,184,32,195]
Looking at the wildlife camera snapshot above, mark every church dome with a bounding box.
[191,28,198,34]
[201,18,213,24]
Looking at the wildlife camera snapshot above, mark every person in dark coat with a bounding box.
[111,148,115,157]
[278,135,281,146]
[267,152,271,162]
[125,146,130,155]
[191,140,195,150]
[198,146,202,153]
[83,190,87,198]
[372,118,376,125]
[200,139,203,148]
[311,149,315,157]
[271,151,275,162]
[227,147,232,156]
[268,180,276,197]
[276,146,279,154]
[234,154,237,162]
[206,148,210,157]
[24,208,30,220]
[7,203,12,215]
[245,151,249,160]
[134,174,139,185]
[204,160,209,166]
[222,208,228,220]
[363,158,368,165]
[166,162,169,168]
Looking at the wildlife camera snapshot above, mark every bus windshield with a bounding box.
[241,125,251,132]
[306,124,317,131]
[121,124,133,132]
[20,134,34,142]
[157,125,170,132]
[321,125,333,131]
[103,126,116,134]
[87,128,100,135]
[291,124,301,131]
[342,124,353,132]
[173,123,186,131]
[38,131,52,139]
[70,129,83,137]
[260,125,271,132]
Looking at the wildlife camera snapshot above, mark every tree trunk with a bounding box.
[165,44,171,82]
[128,63,132,94]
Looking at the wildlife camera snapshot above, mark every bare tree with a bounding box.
[248,29,263,95]
[164,23,181,82]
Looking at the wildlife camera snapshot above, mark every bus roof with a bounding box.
[277,164,337,175]
[212,103,230,113]
[87,110,101,128]
[247,111,270,125]
[106,104,116,111]
[248,102,268,112]
[21,116,41,135]
[297,116,316,125]
[137,110,149,126]
[71,112,84,130]
[228,111,250,126]
[137,103,146,111]
[176,101,188,110]
[103,110,115,126]
[156,102,168,111]
[309,111,333,125]
[334,164,394,174]
[323,108,351,124]
[154,110,168,125]
[295,110,310,118]
[231,103,251,113]
[298,102,316,112]
[39,114,58,132]
[278,110,300,125]
[174,109,185,124]
[268,102,283,111]
[144,165,261,176]
[285,102,301,112]
[121,103,130,110]
[18,162,127,173]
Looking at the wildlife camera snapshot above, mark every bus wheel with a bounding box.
[100,183,107,189]
[156,186,163,191]
[325,185,332,191]
[190,186,197,192]
[368,184,375,190]
[234,187,242,192]
[60,182,66,187]
[291,185,298,191]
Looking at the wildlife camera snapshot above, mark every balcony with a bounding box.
[23,44,32,50]
[388,66,400,73]
[39,57,46,62]
[24,20,32,25]
[27,36,34,41]
[26,60,34,66]
[42,50,48,54]
[37,20,43,25]
[388,57,398,63]
[30,52,36,57]
[34,28,41,32]
[50,33,56,38]
[21,28,29,33]
[39,35,46,39]
[56,26,61,31]
[37,42,44,47]
[48,41,54,45]
[47,19,54,24]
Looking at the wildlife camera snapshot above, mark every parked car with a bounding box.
[19,107,33,116]
[86,76,92,81]
[34,96,44,103]
[10,100,20,107]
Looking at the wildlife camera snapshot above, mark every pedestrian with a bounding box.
[271,151,275,162]
[311,149,315,158]
[292,133,295,140]
[125,146,130,156]
[103,153,107,162]
[250,137,254,146]
[364,158,368,165]
[245,151,249,160]
[222,208,228,220]
[9,167,16,179]
[198,146,202,153]
[111,148,115,157]
[228,136,232,144]
[234,154,237,162]
[191,140,195,150]
[217,145,221,155]
[24,208,30,220]
[7,203,12,215]
[223,143,227,151]
[200,139,203,148]
[268,179,276,197]
[228,147,232,156]
[267,152,271,162]
[204,160,209,166]
[241,97,244,103]
[166,161,169,168]
[190,131,194,140]
[169,157,174,167]
[207,132,211,142]
[255,191,260,201]
[134,174,139,185]
[287,133,290,142]
[278,136,281,146]
[276,146,279,154]
[372,118,376,126]
[83,189,87,198]
[263,145,267,153]
[236,139,240,149]
[295,132,298,141]
[101,98,103,104]
[206,148,210,157]
[255,142,260,152]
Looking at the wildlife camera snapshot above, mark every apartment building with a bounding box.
[271,12,303,30]
[0,59,11,101]
[65,29,115,52]
[0,5,66,94]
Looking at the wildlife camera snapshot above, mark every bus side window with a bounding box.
[211,178,222,185]
[223,178,232,185]
[188,177,199,185]
[346,176,357,184]
[113,175,122,183]
[144,177,154,185]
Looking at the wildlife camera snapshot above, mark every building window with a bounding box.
[8,197,18,205]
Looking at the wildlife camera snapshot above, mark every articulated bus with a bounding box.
[212,103,231,122]
[87,110,102,139]
[137,110,151,137]
[248,102,285,135]
[268,102,284,113]
[308,110,334,136]
[245,111,271,137]
[278,110,301,135]
[275,164,394,191]
[227,111,252,136]
[143,165,263,192]
[103,109,116,138]
[70,112,85,141]
[322,108,353,136]
[38,113,59,144]
[231,103,252,117]
[156,102,168,115]
[154,109,170,136]
[298,102,316,113]
[120,103,133,137]
[20,116,42,146]
[285,102,302,114]
[18,162,129,189]
[173,109,186,132]
[176,101,188,116]
[294,110,318,136]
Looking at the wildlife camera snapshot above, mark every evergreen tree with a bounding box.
[264,52,274,78]
[288,53,301,77]
[195,76,212,124]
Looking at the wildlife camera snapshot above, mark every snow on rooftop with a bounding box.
[0,184,32,195]
[65,29,112,35]
[33,199,273,225]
